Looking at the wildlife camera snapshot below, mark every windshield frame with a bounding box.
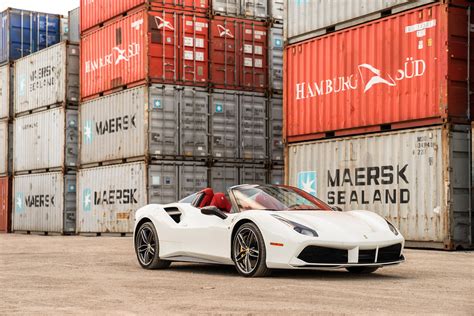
[228,184,333,213]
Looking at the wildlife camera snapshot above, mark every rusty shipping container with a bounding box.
[13,108,78,173]
[0,120,12,176]
[80,85,208,166]
[13,172,76,234]
[285,3,473,142]
[287,125,473,250]
[285,0,439,44]
[77,161,207,233]
[209,16,268,91]
[14,42,79,116]
[0,65,12,119]
[0,176,11,233]
[80,0,208,33]
[80,10,209,100]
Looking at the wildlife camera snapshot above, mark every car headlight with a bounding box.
[272,214,318,237]
[385,220,399,236]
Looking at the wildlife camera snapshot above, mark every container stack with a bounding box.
[284,0,473,250]
[0,8,63,233]
[77,0,284,235]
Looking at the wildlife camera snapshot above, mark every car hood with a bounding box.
[275,210,392,237]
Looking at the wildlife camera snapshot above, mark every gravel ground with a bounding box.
[0,234,473,315]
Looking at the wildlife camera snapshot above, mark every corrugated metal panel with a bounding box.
[269,165,283,185]
[180,87,209,158]
[0,176,11,233]
[13,172,75,233]
[0,65,12,119]
[14,108,78,172]
[210,90,239,160]
[81,10,209,100]
[150,1,209,13]
[285,0,438,44]
[269,26,283,93]
[68,7,80,43]
[287,125,472,249]
[269,97,283,162]
[209,17,268,91]
[0,120,11,175]
[0,8,61,64]
[212,0,267,19]
[269,0,284,21]
[14,42,79,115]
[240,93,267,160]
[285,3,472,142]
[77,162,147,233]
[210,163,267,193]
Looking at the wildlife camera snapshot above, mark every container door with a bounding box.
[270,0,284,21]
[269,166,284,185]
[149,85,179,157]
[63,173,76,234]
[10,10,33,60]
[240,165,266,184]
[240,93,267,161]
[180,87,208,157]
[149,163,179,204]
[179,163,208,198]
[269,98,283,162]
[240,0,267,19]
[210,18,239,89]
[180,14,208,85]
[269,27,283,93]
[65,110,79,170]
[241,21,267,91]
[0,10,8,63]
[210,164,238,193]
[212,0,239,16]
[210,91,239,160]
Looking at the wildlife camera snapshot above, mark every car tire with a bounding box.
[135,221,171,269]
[346,266,379,274]
[232,222,271,277]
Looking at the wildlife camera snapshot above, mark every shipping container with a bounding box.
[77,161,207,233]
[269,26,283,93]
[285,3,473,143]
[13,108,78,173]
[0,176,11,233]
[68,7,80,43]
[80,10,209,100]
[269,165,283,185]
[212,0,267,20]
[80,0,208,33]
[269,0,284,22]
[12,172,76,234]
[269,97,283,162]
[285,0,440,44]
[209,17,268,91]
[0,120,12,176]
[287,125,473,250]
[209,162,267,193]
[80,85,208,165]
[60,16,69,42]
[0,64,12,119]
[210,90,268,161]
[0,8,61,64]
[14,42,79,115]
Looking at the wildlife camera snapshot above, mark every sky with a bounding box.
[1,0,79,15]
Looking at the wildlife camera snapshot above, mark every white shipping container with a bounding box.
[213,0,267,19]
[288,125,472,250]
[14,108,78,172]
[79,85,208,166]
[0,65,12,119]
[14,41,79,115]
[0,120,11,175]
[13,172,76,233]
[285,0,436,44]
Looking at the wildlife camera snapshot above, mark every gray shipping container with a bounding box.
[210,90,268,161]
[269,97,283,162]
[14,41,79,115]
[68,8,80,43]
[77,161,207,233]
[285,0,436,44]
[213,0,267,19]
[0,64,13,119]
[287,125,472,250]
[13,172,76,234]
[269,26,283,93]
[79,85,208,166]
[269,0,284,21]
[14,108,78,173]
[210,163,267,193]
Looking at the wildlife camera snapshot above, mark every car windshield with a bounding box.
[231,185,332,212]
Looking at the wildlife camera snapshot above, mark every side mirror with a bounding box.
[201,206,228,220]
[332,206,343,212]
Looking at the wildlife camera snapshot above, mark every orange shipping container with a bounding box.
[284,2,473,143]
[0,177,11,233]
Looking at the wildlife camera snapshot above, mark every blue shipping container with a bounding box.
[0,8,60,64]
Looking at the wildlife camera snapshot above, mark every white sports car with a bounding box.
[133,184,405,277]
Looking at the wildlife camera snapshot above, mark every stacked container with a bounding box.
[284,0,473,249]
[77,0,284,234]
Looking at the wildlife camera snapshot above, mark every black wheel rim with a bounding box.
[233,227,259,274]
[137,225,156,266]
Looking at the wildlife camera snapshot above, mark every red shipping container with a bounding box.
[210,17,268,91]
[284,2,473,143]
[80,0,209,34]
[0,177,11,233]
[81,10,209,100]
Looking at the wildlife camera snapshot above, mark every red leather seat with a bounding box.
[209,193,232,213]
[194,188,214,208]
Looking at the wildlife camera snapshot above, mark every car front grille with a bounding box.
[358,249,376,263]
[377,243,403,263]
[297,246,348,264]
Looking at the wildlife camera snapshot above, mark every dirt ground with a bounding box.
[0,234,473,315]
